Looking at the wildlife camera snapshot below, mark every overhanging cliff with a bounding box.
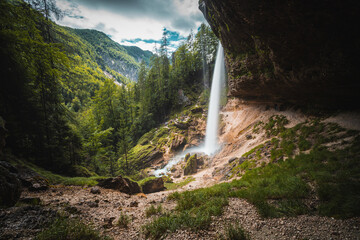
[199,0,360,108]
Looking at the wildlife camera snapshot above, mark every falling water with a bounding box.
[153,42,225,176]
[204,42,225,155]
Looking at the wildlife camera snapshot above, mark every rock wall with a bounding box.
[199,0,360,108]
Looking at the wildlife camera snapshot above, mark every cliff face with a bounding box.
[200,0,360,108]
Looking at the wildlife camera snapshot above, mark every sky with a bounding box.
[55,0,206,52]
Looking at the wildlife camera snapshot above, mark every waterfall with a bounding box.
[153,42,225,176]
[204,42,225,155]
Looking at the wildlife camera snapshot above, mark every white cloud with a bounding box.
[55,0,205,53]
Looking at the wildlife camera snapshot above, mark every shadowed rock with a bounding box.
[97,176,141,194]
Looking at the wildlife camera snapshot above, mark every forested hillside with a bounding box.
[0,0,217,176]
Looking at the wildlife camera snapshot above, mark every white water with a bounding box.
[204,42,225,155]
[153,42,225,176]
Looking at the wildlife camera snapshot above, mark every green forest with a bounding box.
[0,0,217,177]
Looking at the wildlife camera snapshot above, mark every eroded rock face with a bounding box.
[200,0,360,108]
[97,176,141,195]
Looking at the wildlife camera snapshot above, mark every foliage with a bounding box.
[35,217,111,240]
[116,212,131,228]
[218,223,251,240]
[145,204,163,218]
[164,177,195,190]
[144,119,360,238]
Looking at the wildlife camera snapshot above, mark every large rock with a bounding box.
[16,165,49,191]
[0,163,22,207]
[141,178,165,194]
[184,154,198,175]
[97,176,141,194]
[200,0,360,108]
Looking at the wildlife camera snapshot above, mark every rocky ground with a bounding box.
[2,100,360,239]
[8,186,358,240]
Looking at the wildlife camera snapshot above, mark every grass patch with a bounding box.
[218,223,251,240]
[137,176,157,187]
[264,115,289,136]
[164,177,195,190]
[145,204,163,218]
[116,212,131,228]
[35,217,111,240]
[61,176,107,187]
[144,136,360,238]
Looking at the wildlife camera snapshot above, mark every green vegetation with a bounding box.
[116,212,131,228]
[0,0,218,178]
[35,217,111,240]
[164,177,195,190]
[145,204,163,218]
[218,223,251,240]
[264,115,289,136]
[143,116,360,238]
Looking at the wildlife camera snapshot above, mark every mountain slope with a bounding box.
[69,28,152,81]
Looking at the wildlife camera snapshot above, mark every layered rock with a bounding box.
[199,0,360,108]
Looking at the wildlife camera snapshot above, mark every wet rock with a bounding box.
[97,176,141,194]
[0,163,22,207]
[90,186,101,194]
[142,178,165,194]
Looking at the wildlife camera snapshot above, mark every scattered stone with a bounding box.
[129,201,138,207]
[90,186,101,194]
[103,217,115,228]
[87,201,99,208]
[142,178,165,194]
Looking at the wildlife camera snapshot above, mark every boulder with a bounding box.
[97,176,141,195]
[16,165,49,191]
[0,164,22,207]
[142,178,165,194]
[90,186,101,194]
[184,154,198,175]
